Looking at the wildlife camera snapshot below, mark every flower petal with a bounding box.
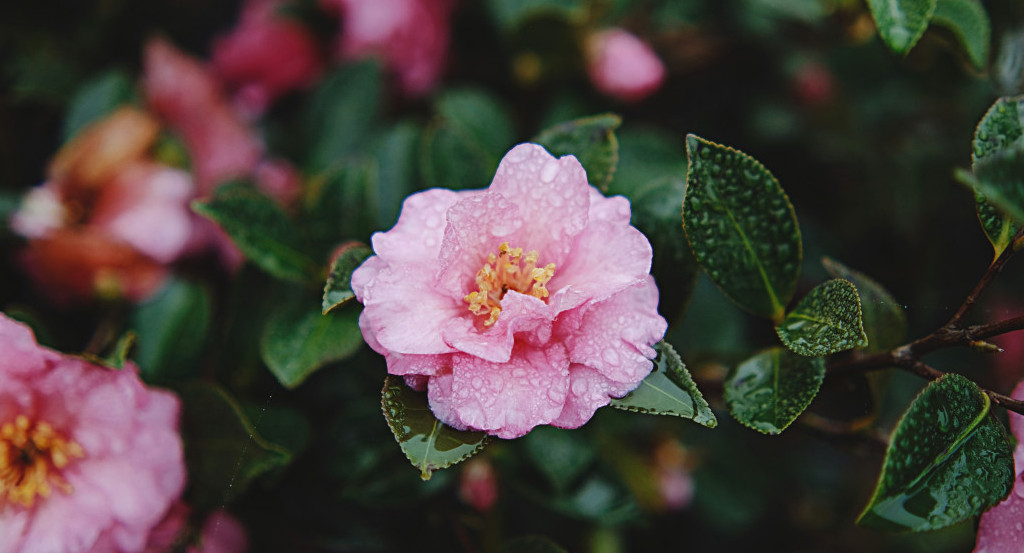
[372,188,464,266]
[550,219,654,309]
[550,364,635,429]
[358,264,461,355]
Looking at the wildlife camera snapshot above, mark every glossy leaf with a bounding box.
[534,113,621,191]
[683,134,801,322]
[972,96,1024,256]
[130,279,211,383]
[381,375,489,480]
[776,279,868,357]
[724,348,825,434]
[304,61,382,172]
[609,341,717,427]
[323,242,373,314]
[865,0,937,54]
[261,300,363,389]
[420,89,514,190]
[968,145,1024,225]
[63,69,134,141]
[823,258,907,352]
[858,374,1014,531]
[931,0,990,70]
[179,383,293,508]
[193,182,319,283]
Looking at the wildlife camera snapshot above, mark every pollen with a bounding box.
[464,242,556,327]
[0,415,84,508]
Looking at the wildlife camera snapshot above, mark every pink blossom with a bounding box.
[352,143,666,439]
[188,511,248,553]
[0,313,186,552]
[585,28,665,103]
[458,458,498,512]
[211,0,323,118]
[322,0,454,96]
[974,379,1024,553]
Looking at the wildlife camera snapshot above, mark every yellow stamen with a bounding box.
[0,415,84,508]
[464,242,556,327]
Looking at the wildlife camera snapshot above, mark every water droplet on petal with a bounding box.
[540,160,559,183]
[602,349,620,365]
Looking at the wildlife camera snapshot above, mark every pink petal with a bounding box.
[436,191,523,299]
[0,315,52,376]
[549,219,653,307]
[585,28,665,103]
[974,379,1024,553]
[372,188,465,266]
[357,263,461,355]
[550,364,635,429]
[442,290,552,363]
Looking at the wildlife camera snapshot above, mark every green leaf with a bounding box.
[179,383,293,508]
[857,374,1014,531]
[724,347,825,434]
[776,279,869,357]
[420,89,514,190]
[823,258,907,352]
[683,134,802,322]
[865,0,937,54]
[534,113,621,191]
[381,375,490,480]
[522,426,596,491]
[967,144,1024,225]
[130,279,211,383]
[609,341,717,427]
[500,536,569,553]
[101,332,136,370]
[260,299,363,389]
[484,0,587,31]
[931,0,991,70]
[192,181,318,283]
[305,157,378,256]
[322,242,373,314]
[304,61,382,172]
[63,69,135,141]
[971,96,1024,256]
[371,121,421,229]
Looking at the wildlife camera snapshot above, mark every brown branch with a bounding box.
[945,226,1024,328]
[987,390,1024,417]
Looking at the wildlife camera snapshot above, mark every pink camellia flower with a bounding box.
[188,510,249,553]
[974,379,1024,553]
[321,0,454,96]
[352,143,667,439]
[585,28,665,103]
[0,313,186,552]
[211,0,323,119]
[458,457,498,512]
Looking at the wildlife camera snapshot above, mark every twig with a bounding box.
[945,228,1023,328]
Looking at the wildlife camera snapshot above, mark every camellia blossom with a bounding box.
[973,378,1024,553]
[352,143,667,439]
[585,28,666,103]
[0,313,186,552]
[321,0,454,96]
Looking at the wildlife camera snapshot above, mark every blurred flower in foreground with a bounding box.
[321,0,455,96]
[10,107,194,304]
[585,28,665,103]
[651,437,694,511]
[459,457,498,512]
[0,313,185,552]
[188,510,249,553]
[353,143,666,438]
[974,379,1024,553]
[211,0,323,119]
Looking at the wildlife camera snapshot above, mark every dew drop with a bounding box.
[540,160,559,183]
[602,349,620,365]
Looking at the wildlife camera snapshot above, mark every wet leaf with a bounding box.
[972,96,1024,256]
[858,374,1014,531]
[609,341,717,427]
[534,113,621,191]
[322,242,373,314]
[823,258,907,352]
[865,0,937,55]
[776,279,868,357]
[724,348,825,434]
[968,144,1024,225]
[931,0,990,70]
[261,300,363,389]
[683,134,801,322]
[381,375,490,480]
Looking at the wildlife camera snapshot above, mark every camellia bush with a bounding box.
[3,0,1024,551]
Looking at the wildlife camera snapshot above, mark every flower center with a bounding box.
[464,243,556,327]
[0,415,84,508]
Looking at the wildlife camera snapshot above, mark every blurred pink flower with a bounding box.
[0,313,186,552]
[974,379,1024,553]
[188,511,248,553]
[352,143,666,438]
[458,457,498,512]
[211,0,323,118]
[585,28,665,103]
[322,0,454,96]
[10,108,195,304]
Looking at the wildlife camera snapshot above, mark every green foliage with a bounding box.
[420,89,515,190]
[322,242,373,314]
[930,0,990,70]
[305,158,378,256]
[724,348,825,434]
[865,0,937,55]
[534,113,621,191]
[500,537,569,553]
[972,96,1024,255]
[775,279,868,357]
[260,299,363,389]
[965,145,1024,225]
[303,61,382,172]
[823,258,908,352]
[381,375,490,480]
[371,122,421,229]
[192,181,319,283]
[523,426,596,491]
[484,0,587,31]
[609,341,717,427]
[858,374,1014,532]
[179,383,294,508]
[683,134,802,322]
[62,69,134,141]
[130,279,210,383]
[100,331,135,370]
